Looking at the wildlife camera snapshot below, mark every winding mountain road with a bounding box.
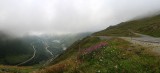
[16,43,36,66]
[42,41,55,66]
[95,33,160,54]
[42,40,63,66]
[120,34,160,54]
[43,41,53,56]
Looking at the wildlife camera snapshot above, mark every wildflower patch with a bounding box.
[80,42,107,55]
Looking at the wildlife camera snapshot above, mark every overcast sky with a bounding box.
[0,0,160,35]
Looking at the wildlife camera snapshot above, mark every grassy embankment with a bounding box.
[37,36,160,73]
[94,15,160,37]
[0,65,36,73]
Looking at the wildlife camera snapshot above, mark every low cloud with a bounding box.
[0,0,160,36]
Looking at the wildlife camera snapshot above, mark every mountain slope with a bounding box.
[1,14,160,72]
[0,32,90,66]
[0,33,33,65]
[37,36,160,73]
[35,15,160,73]
[94,14,160,37]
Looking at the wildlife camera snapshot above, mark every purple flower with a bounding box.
[80,42,108,55]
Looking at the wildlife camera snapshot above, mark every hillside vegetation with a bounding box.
[1,14,160,73]
[0,33,33,65]
[0,32,91,66]
[35,14,160,73]
[36,36,160,73]
[0,65,35,73]
[94,15,160,37]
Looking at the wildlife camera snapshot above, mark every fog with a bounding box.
[0,0,160,36]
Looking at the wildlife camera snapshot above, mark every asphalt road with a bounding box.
[120,33,160,54]
[16,43,36,66]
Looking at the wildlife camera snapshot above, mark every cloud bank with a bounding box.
[0,0,160,35]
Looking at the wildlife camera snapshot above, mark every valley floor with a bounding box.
[0,65,35,73]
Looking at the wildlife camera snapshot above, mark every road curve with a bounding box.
[120,32,160,54]
[94,33,160,54]
[42,41,53,56]
[121,37,160,54]
[16,43,36,66]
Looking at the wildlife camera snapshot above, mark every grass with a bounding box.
[93,28,137,37]
[94,14,160,37]
[0,65,35,73]
[78,38,160,73]
[36,37,160,73]
[4,54,31,65]
[48,36,101,66]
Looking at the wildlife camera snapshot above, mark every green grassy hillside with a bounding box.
[2,14,160,73]
[36,36,160,73]
[35,14,160,73]
[94,15,160,37]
